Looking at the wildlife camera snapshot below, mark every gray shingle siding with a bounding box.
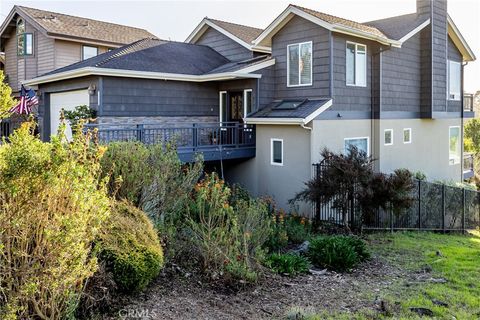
[331,34,378,112]
[381,31,422,113]
[101,77,219,117]
[271,15,330,100]
[431,0,448,113]
[195,27,252,61]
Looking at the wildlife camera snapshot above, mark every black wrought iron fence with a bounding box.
[312,163,480,232]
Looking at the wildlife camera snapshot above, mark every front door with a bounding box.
[228,92,243,123]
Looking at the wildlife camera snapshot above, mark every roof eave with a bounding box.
[23,62,272,86]
[253,5,400,48]
[246,99,332,125]
[447,15,476,62]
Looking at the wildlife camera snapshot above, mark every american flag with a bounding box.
[9,85,38,114]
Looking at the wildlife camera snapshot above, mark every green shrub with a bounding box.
[100,142,151,205]
[266,253,311,276]
[186,173,270,283]
[0,122,110,320]
[307,235,369,272]
[344,236,370,261]
[265,213,311,252]
[98,200,164,293]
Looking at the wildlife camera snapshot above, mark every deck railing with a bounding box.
[464,93,474,112]
[83,122,256,161]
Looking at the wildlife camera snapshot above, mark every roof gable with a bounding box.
[186,17,270,53]
[447,14,475,62]
[0,6,156,47]
[254,4,400,48]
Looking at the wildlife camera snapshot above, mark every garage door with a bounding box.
[50,90,89,140]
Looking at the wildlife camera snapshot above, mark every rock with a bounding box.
[410,307,434,316]
[436,250,442,257]
[429,278,448,283]
[309,268,327,276]
[291,241,310,254]
[432,299,449,307]
[421,265,433,273]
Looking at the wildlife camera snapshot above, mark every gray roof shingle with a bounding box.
[18,6,156,45]
[365,13,429,41]
[291,5,387,39]
[206,18,263,44]
[41,38,273,77]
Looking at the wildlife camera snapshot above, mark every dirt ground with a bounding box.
[104,256,408,320]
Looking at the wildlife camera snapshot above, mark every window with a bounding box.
[384,129,393,146]
[344,137,369,155]
[346,42,366,87]
[449,126,461,165]
[287,41,312,87]
[448,60,461,101]
[271,139,283,166]
[403,128,412,144]
[244,89,253,116]
[17,19,33,56]
[219,91,227,123]
[82,45,98,60]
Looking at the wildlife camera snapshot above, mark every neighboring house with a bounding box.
[0,6,156,95]
[24,0,476,212]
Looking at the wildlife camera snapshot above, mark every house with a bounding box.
[24,0,476,212]
[0,6,156,96]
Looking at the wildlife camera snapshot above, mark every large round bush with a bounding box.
[98,200,164,293]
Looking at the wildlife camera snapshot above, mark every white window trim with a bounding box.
[286,41,313,88]
[403,128,412,144]
[449,125,461,165]
[447,60,461,101]
[384,129,393,146]
[219,91,227,123]
[344,136,370,156]
[243,89,253,117]
[271,138,284,166]
[346,41,367,87]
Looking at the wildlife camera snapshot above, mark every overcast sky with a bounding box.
[1,0,479,92]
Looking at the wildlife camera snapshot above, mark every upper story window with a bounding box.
[17,19,33,56]
[287,41,312,87]
[346,42,366,87]
[82,45,98,60]
[448,60,461,101]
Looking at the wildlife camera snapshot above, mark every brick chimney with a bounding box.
[417,0,449,115]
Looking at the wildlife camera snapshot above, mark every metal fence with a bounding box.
[312,163,480,232]
[0,118,23,141]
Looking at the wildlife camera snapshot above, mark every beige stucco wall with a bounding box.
[226,118,463,215]
[376,118,462,182]
[225,125,312,214]
[311,118,463,182]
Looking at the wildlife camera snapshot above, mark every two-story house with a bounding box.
[0,6,156,96]
[24,0,476,212]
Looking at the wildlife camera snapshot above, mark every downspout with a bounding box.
[371,45,391,168]
[461,61,468,181]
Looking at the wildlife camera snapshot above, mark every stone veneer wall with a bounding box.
[97,116,218,128]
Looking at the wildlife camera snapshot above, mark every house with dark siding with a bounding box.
[24,0,476,212]
[0,6,156,96]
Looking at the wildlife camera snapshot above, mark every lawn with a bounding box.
[300,231,480,319]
